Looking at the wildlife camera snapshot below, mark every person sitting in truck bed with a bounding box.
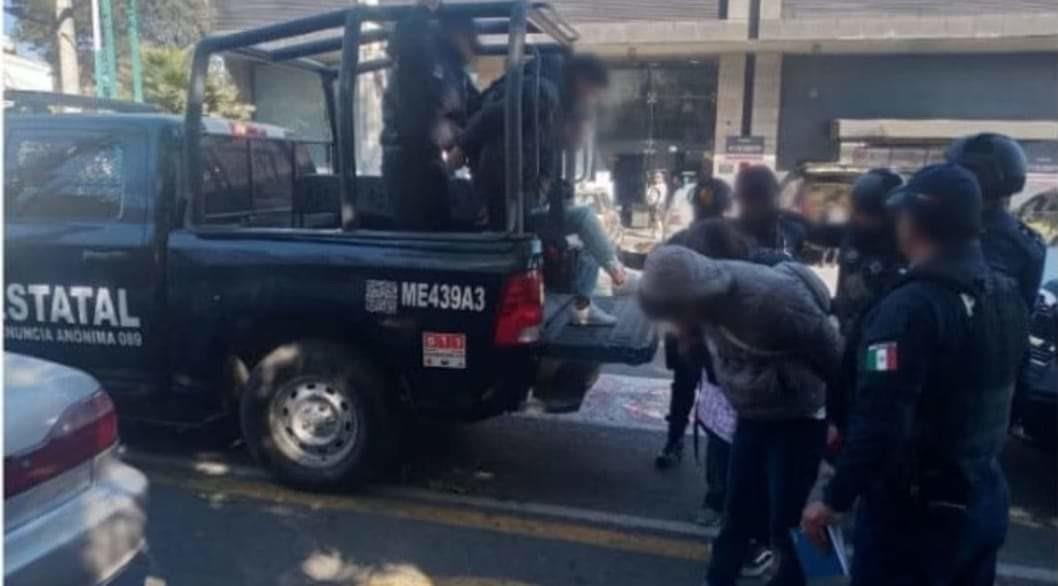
[448,53,633,325]
[381,8,480,231]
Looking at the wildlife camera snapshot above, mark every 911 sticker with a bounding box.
[401,282,485,312]
[423,332,466,369]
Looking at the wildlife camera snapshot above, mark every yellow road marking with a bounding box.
[148,470,710,562]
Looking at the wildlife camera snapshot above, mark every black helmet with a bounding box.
[946,133,1028,200]
[851,168,903,216]
[887,163,982,242]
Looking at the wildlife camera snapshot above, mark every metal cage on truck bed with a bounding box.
[184,1,578,235]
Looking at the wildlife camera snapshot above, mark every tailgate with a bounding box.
[540,295,658,365]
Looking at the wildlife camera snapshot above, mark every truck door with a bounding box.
[3,123,164,395]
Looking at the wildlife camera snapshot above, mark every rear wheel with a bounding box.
[240,340,386,490]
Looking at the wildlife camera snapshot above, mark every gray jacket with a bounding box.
[641,246,842,420]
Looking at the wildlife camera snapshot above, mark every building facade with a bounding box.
[215,0,1058,192]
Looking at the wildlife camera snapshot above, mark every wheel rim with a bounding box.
[269,379,358,468]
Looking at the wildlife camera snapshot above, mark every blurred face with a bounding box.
[563,117,590,149]
[895,211,924,262]
[849,209,889,248]
[572,79,605,108]
[443,30,477,63]
[700,159,713,180]
[737,192,778,226]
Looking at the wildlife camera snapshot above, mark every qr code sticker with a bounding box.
[365,280,398,314]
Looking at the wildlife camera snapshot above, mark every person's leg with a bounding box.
[706,419,768,586]
[764,418,826,586]
[396,152,451,231]
[703,429,731,512]
[571,252,601,300]
[657,346,698,469]
[850,496,914,586]
[930,467,1009,586]
[563,204,617,272]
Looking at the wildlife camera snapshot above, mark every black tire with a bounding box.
[240,340,387,490]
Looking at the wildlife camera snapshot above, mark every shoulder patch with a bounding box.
[866,341,899,372]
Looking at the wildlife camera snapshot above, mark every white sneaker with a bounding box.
[571,302,618,327]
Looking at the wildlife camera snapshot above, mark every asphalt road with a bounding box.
[121,368,1058,586]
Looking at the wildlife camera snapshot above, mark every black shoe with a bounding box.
[654,440,683,469]
[741,547,775,579]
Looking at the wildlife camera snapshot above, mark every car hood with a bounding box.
[4,353,100,456]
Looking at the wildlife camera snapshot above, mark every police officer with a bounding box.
[691,160,732,222]
[733,165,807,262]
[655,180,733,469]
[381,9,480,231]
[801,164,1029,586]
[805,169,907,434]
[947,133,1046,309]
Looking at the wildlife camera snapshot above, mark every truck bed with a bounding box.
[541,295,658,365]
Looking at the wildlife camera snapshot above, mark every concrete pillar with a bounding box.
[727,0,751,21]
[712,53,746,177]
[751,52,782,161]
[759,0,783,20]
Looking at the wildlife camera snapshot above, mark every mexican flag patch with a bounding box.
[866,342,899,372]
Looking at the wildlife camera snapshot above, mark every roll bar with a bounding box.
[185,1,578,234]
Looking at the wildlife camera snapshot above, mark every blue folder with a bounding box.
[790,526,850,580]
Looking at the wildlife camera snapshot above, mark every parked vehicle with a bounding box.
[3,2,657,490]
[4,353,148,586]
[1018,188,1058,246]
[1014,247,1058,451]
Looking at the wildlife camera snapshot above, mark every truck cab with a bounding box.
[3,2,657,490]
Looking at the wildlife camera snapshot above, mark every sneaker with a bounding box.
[693,506,724,529]
[654,439,683,469]
[740,547,775,579]
[571,302,618,327]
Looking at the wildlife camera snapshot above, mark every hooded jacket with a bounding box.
[640,246,842,420]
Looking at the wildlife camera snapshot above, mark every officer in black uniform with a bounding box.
[655,178,732,469]
[947,133,1046,309]
[802,163,1029,586]
[381,9,480,231]
[804,169,907,433]
[733,165,807,262]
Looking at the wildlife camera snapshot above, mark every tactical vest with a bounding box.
[834,245,904,338]
[901,265,1028,502]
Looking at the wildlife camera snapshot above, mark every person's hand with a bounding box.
[801,501,839,549]
[607,262,627,287]
[446,146,466,173]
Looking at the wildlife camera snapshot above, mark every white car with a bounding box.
[4,353,148,586]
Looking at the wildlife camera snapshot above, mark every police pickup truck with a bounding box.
[3,2,656,489]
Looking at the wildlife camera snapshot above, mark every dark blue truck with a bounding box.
[3,2,656,489]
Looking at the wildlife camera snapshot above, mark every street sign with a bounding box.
[724,135,766,156]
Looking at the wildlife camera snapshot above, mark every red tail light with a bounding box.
[4,390,118,498]
[494,270,544,346]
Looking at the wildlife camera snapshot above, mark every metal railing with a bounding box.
[184,1,578,235]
